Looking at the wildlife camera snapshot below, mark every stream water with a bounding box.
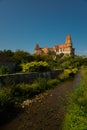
[0,72,81,130]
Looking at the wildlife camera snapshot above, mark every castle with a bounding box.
[34,34,75,55]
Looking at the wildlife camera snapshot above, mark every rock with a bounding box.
[21,99,33,108]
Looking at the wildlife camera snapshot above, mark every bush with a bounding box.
[21,61,50,72]
[58,68,78,81]
[47,79,60,89]
[33,78,48,92]
[72,68,78,74]
[3,77,15,87]
[58,69,71,81]
[0,66,10,75]
[11,84,34,102]
[0,88,12,110]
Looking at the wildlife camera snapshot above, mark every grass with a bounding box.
[62,68,87,130]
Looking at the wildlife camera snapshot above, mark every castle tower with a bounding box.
[34,44,40,50]
[65,34,72,47]
[34,44,43,54]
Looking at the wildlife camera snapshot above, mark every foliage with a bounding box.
[3,77,15,87]
[10,77,60,102]
[47,55,87,70]
[72,68,78,74]
[0,66,10,74]
[0,50,14,62]
[0,88,12,110]
[21,61,50,72]
[47,79,60,89]
[34,78,48,91]
[33,52,56,62]
[63,69,87,130]
[58,68,78,81]
[61,60,71,69]
[13,49,33,63]
[0,49,87,73]
[2,50,14,57]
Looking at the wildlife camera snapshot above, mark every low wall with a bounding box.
[0,70,63,86]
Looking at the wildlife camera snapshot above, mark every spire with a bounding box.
[34,44,40,50]
[65,34,72,47]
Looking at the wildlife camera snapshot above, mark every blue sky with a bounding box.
[0,0,87,55]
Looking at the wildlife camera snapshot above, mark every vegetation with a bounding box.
[58,68,78,81]
[21,61,50,72]
[0,88,13,112]
[13,50,33,63]
[0,68,77,112]
[0,49,87,74]
[0,50,87,122]
[63,69,87,130]
[0,66,10,75]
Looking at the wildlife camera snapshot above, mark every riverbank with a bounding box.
[0,68,78,113]
[63,69,87,130]
[0,72,81,130]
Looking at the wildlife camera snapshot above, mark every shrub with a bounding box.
[72,68,78,74]
[58,69,70,81]
[34,78,48,92]
[47,79,60,89]
[58,68,78,81]
[11,84,34,102]
[0,88,12,110]
[0,66,10,75]
[21,61,50,72]
[3,77,15,87]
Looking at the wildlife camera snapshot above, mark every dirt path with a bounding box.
[0,72,81,130]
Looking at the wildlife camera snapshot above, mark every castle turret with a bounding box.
[34,44,43,54]
[65,34,72,47]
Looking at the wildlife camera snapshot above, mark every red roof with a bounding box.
[59,44,67,48]
[53,44,67,49]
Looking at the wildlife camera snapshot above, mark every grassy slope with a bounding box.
[63,68,87,130]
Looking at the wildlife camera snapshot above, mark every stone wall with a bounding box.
[0,70,63,86]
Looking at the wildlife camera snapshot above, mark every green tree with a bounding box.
[13,50,33,63]
[3,49,14,57]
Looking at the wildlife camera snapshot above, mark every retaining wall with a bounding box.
[0,70,63,86]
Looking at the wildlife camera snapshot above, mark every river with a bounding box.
[0,72,81,130]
